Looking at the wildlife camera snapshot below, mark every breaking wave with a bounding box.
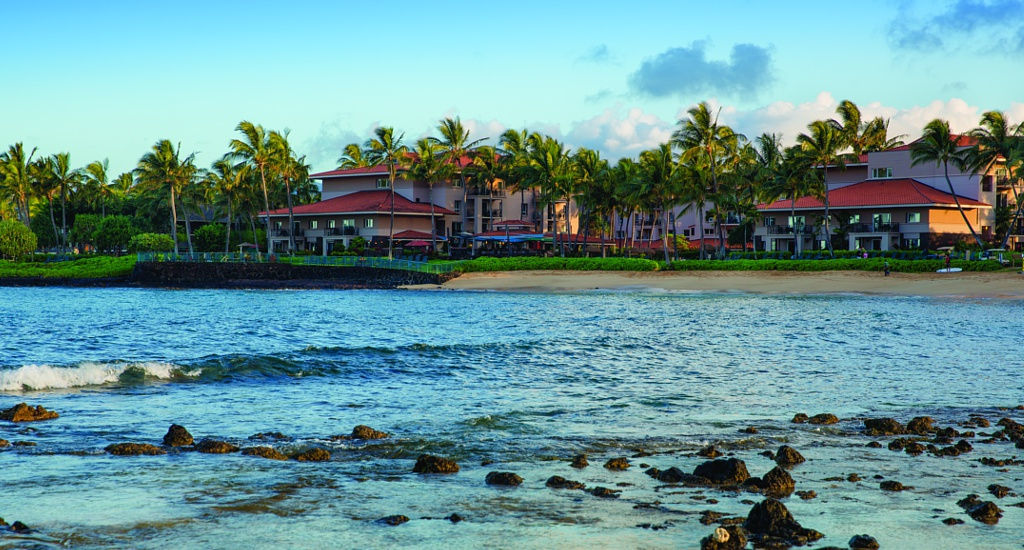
[0,362,197,391]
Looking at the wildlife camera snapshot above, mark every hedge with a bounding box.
[0,220,38,259]
[0,255,136,279]
[128,233,175,253]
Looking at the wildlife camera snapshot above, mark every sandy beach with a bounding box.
[410,270,1024,298]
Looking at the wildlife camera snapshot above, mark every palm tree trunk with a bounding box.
[600,222,607,258]
[562,198,571,257]
[49,200,59,251]
[791,196,798,256]
[181,199,194,255]
[944,161,985,247]
[661,206,671,263]
[822,164,834,257]
[169,187,179,255]
[285,177,296,252]
[60,182,67,251]
[258,166,271,256]
[388,171,396,260]
[429,183,437,253]
[698,206,706,260]
[224,202,232,254]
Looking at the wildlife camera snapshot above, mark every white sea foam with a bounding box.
[0,362,196,391]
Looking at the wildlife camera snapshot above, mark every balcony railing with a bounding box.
[324,227,359,236]
[271,229,305,237]
[767,225,816,235]
[468,185,506,197]
[849,222,900,233]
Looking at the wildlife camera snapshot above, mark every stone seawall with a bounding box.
[131,262,457,289]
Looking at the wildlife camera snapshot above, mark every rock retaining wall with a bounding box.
[131,262,456,289]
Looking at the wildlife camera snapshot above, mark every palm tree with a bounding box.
[638,143,678,262]
[207,155,245,253]
[572,147,609,255]
[499,129,532,226]
[797,119,847,257]
[523,134,573,256]
[269,130,301,252]
[49,153,79,251]
[835,100,905,155]
[337,143,369,169]
[768,146,819,255]
[31,157,61,249]
[406,137,450,251]
[231,121,274,254]
[135,139,194,255]
[364,126,410,259]
[0,143,37,227]
[610,158,641,255]
[966,111,1024,249]
[674,102,743,258]
[83,160,114,217]
[911,119,985,247]
[435,117,486,233]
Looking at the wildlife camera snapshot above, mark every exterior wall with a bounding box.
[825,165,868,190]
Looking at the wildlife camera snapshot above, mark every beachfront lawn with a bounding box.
[0,255,137,279]
[667,258,1005,272]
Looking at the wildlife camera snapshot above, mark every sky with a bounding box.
[2,0,1024,177]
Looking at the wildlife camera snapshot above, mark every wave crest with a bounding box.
[0,362,196,391]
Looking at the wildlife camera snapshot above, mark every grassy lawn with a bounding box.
[0,255,136,279]
[453,256,1010,273]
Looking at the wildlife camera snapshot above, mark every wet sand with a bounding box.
[409,270,1024,298]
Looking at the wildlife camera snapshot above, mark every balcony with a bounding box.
[271,228,304,237]
[849,223,900,233]
[468,185,506,197]
[767,225,816,235]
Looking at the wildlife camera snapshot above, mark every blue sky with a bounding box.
[2,0,1023,176]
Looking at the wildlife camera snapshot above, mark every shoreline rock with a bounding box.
[413,454,459,474]
[0,403,59,422]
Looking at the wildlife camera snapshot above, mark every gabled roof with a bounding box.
[262,190,455,216]
[392,230,436,240]
[758,178,990,211]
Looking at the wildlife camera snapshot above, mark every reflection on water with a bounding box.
[0,287,1022,549]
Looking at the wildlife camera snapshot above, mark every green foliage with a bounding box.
[664,258,1004,273]
[194,224,226,252]
[460,256,661,272]
[347,236,367,254]
[0,220,38,259]
[70,214,102,247]
[93,216,138,252]
[0,255,135,279]
[127,233,175,253]
[30,212,59,249]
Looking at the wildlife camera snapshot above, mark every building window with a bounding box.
[309,220,318,229]
[871,167,893,179]
[453,200,462,214]
[763,217,775,227]
[274,221,283,230]
[521,203,528,218]
[328,219,336,229]
[982,176,993,192]
[451,221,462,234]
[363,218,374,228]
[903,238,921,248]
[342,218,355,228]
[849,214,861,224]
[376,178,389,189]
[787,215,804,228]
[905,212,921,223]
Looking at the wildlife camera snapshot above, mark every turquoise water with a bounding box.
[0,287,1022,549]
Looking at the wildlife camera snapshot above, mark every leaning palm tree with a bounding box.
[966,111,1024,249]
[230,121,274,254]
[269,130,301,252]
[406,137,450,251]
[364,126,410,259]
[135,139,194,255]
[911,119,985,247]
[674,102,743,258]
[797,119,847,257]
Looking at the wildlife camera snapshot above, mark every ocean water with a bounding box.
[0,286,1022,549]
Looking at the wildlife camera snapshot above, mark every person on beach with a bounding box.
[883,260,890,276]
[944,252,951,271]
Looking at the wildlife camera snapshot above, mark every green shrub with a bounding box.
[93,216,138,252]
[70,214,102,248]
[193,224,226,252]
[0,220,38,259]
[347,236,367,254]
[459,256,661,272]
[127,233,175,253]
[0,255,135,279]
[30,213,59,249]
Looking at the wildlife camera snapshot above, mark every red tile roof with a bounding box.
[889,134,977,152]
[758,178,990,211]
[262,190,455,216]
[392,230,436,240]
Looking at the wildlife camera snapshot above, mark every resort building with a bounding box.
[263,159,579,253]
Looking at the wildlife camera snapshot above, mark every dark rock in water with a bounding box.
[888,437,913,451]
[796,490,817,500]
[631,449,652,458]
[644,467,661,479]
[699,510,723,525]
[907,416,935,435]
[485,471,523,486]
[9,521,30,533]
[972,417,991,428]
[957,494,983,510]
[0,439,8,447]
[378,515,409,526]
[791,413,809,423]
[163,424,193,447]
[744,498,823,546]
[880,480,909,491]
[249,431,291,441]
[935,426,960,440]
[700,525,747,550]
[694,458,750,485]
[241,446,288,460]
[105,443,166,456]
[942,517,965,525]
[988,484,1010,498]
[866,441,882,448]
[698,445,723,458]
[864,418,905,436]
[932,440,972,457]
[967,501,1003,524]
[195,439,240,454]
[848,534,880,549]
[12,441,35,447]
[588,486,620,498]
[759,450,775,459]
[808,413,838,425]
[446,513,463,523]
[0,403,58,422]
[571,454,589,469]
[741,426,758,434]
[604,457,630,470]
[293,448,330,462]
[546,476,585,490]
[657,467,690,483]
[413,454,459,474]
[847,473,862,482]
[0,517,6,526]
[775,445,805,467]
[351,424,389,440]
[904,442,926,456]
[759,466,795,498]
